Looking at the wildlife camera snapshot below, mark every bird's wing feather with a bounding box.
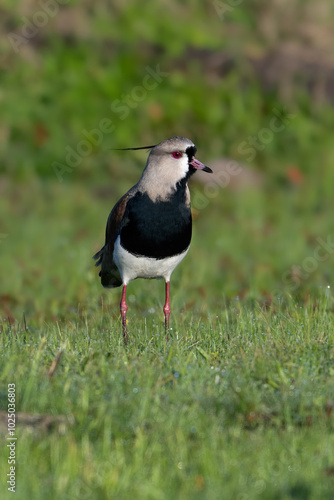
[93,188,136,288]
[105,191,133,246]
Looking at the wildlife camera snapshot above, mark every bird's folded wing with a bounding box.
[93,188,135,267]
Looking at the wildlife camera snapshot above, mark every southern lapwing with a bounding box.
[94,136,212,343]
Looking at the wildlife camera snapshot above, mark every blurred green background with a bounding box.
[1,0,334,322]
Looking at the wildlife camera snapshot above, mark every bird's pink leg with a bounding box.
[120,284,128,345]
[163,281,171,342]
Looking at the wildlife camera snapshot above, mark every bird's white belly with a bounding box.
[113,236,189,284]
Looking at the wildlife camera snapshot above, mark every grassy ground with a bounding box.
[1,296,334,499]
[1,1,334,499]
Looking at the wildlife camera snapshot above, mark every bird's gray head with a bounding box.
[139,136,212,200]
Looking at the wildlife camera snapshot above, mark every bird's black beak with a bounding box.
[189,157,213,173]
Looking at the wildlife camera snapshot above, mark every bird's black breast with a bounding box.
[120,185,192,259]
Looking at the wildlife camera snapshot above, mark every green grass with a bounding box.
[1,299,334,499]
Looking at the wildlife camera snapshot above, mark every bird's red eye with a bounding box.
[171,151,182,159]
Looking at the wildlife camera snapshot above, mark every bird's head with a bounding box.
[140,137,212,199]
[113,136,212,201]
[147,136,212,181]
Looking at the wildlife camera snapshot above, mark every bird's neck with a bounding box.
[138,173,190,203]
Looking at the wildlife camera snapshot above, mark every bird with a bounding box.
[93,136,212,344]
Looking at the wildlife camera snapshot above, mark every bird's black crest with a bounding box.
[111,145,157,151]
